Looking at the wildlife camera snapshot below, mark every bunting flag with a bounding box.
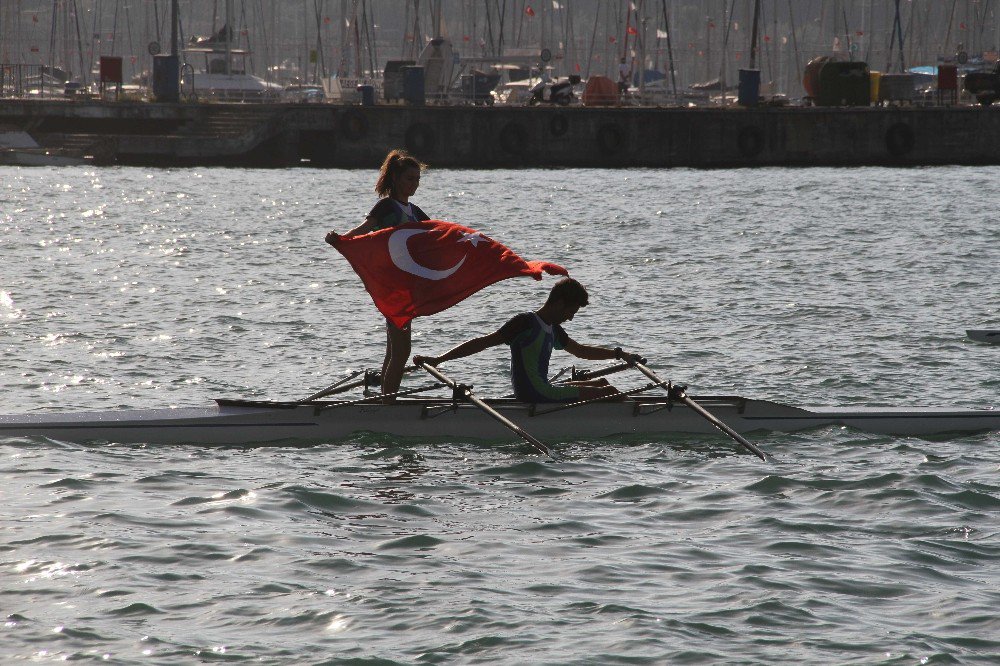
[330,220,567,329]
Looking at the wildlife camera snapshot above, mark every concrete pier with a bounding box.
[2,99,999,168]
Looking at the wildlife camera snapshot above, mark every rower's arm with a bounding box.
[415,331,506,366]
[564,338,616,361]
[564,338,641,363]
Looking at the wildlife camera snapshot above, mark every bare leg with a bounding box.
[381,321,411,402]
[381,324,392,379]
[373,324,392,397]
[562,378,610,389]
[572,378,628,402]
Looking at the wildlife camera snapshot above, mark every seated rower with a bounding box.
[413,277,642,403]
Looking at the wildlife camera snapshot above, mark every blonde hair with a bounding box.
[375,149,428,198]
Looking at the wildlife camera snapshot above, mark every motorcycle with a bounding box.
[527,74,581,106]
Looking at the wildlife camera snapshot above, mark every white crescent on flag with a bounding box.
[388,228,466,281]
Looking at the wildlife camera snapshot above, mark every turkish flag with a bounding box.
[330,220,568,329]
[525,6,535,17]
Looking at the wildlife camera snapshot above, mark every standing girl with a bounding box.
[326,149,430,400]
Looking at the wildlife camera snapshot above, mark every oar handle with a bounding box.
[628,360,769,462]
[570,361,634,381]
[418,362,556,460]
[301,365,419,403]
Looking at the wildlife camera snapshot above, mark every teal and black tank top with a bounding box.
[499,312,581,403]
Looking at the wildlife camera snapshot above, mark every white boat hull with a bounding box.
[182,73,283,101]
[0,397,997,446]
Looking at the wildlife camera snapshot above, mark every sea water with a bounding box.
[1,165,998,663]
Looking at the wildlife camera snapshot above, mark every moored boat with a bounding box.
[967,330,1000,344]
[0,126,90,166]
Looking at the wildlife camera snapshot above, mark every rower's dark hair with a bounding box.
[375,149,427,198]
[546,277,589,308]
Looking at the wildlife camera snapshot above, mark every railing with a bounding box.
[0,64,50,97]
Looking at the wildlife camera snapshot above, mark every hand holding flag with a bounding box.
[328,220,567,329]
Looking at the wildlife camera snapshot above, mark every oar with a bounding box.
[566,359,642,382]
[628,360,770,462]
[418,362,557,460]
[531,380,661,415]
[299,365,418,403]
[299,370,364,403]
[315,382,446,411]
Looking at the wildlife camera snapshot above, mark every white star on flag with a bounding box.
[459,231,485,247]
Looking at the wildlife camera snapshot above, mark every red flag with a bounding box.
[626,25,637,36]
[330,220,567,329]
[525,6,535,16]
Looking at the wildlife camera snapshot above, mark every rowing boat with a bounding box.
[967,329,1000,345]
[0,395,996,446]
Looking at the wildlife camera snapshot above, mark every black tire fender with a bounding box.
[596,123,623,154]
[549,113,569,137]
[499,122,528,155]
[340,109,368,140]
[404,123,436,155]
[885,122,915,157]
[737,126,765,158]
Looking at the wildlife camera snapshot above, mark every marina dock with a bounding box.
[3,99,1000,169]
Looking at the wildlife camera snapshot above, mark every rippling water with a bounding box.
[2,165,998,663]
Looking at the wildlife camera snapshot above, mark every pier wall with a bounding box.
[2,99,999,168]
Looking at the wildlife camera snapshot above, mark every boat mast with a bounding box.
[430,0,441,37]
[225,0,232,75]
[353,0,361,77]
[47,0,57,81]
[705,10,712,81]
[773,0,780,93]
[887,0,904,73]
[749,0,761,70]
[584,0,598,78]
[71,0,87,87]
[661,0,677,95]
[718,0,734,103]
[62,0,70,79]
[170,0,178,56]
[787,0,802,95]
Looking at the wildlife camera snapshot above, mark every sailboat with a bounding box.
[180,3,281,102]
